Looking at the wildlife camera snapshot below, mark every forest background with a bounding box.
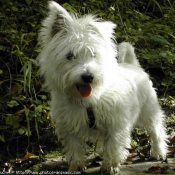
[0,0,175,159]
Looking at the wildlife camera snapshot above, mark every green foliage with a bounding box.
[0,0,174,156]
[0,0,51,155]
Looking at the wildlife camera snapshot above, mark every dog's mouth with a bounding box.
[76,84,92,98]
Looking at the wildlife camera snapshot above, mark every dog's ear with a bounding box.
[39,1,72,47]
[48,1,72,37]
[90,21,116,41]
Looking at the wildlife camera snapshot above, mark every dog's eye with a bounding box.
[67,53,75,60]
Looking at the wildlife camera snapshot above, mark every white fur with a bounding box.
[38,1,168,173]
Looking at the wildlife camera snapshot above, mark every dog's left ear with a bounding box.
[91,21,116,41]
[39,1,72,47]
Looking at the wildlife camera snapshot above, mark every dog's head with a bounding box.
[38,1,118,102]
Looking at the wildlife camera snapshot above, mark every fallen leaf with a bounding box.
[147,165,169,174]
[23,152,35,160]
[171,135,175,142]
[127,153,138,161]
[168,147,175,155]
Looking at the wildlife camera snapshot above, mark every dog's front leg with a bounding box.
[101,130,131,174]
[61,134,86,172]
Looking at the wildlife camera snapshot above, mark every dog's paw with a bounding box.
[69,162,87,172]
[79,165,87,171]
[100,166,120,175]
[150,149,167,161]
[150,154,167,162]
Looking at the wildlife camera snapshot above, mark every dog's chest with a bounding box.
[86,104,114,132]
[86,107,96,129]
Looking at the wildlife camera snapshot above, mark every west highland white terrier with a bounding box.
[38,1,167,174]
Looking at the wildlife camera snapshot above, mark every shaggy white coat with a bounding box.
[38,1,168,173]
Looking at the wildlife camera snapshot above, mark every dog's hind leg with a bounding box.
[148,110,168,159]
[138,102,168,159]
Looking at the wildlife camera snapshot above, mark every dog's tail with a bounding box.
[118,42,140,67]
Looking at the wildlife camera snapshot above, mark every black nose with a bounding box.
[81,73,94,83]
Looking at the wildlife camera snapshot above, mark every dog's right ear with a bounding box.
[39,1,72,47]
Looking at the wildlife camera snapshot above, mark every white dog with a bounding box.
[38,1,167,174]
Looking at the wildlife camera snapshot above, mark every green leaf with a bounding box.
[12,7,18,12]
[18,127,26,135]
[161,78,172,86]
[13,122,20,129]
[7,100,19,108]
[35,105,43,112]
[0,135,5,142]
[25,0,33,5]
[38,95,47,100]
[6,115,22,128]
[146,33,170,45]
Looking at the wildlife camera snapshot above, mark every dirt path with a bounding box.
[42,156,175,175]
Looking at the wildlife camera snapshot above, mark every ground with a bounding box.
[42,156,175,175]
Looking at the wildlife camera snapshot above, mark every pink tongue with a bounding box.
[77,84,92,98]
